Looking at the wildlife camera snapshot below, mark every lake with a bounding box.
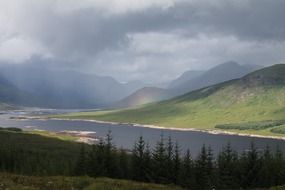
[1,109,285,157]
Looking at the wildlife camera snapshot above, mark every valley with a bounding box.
[57,64,285,138]
[1,1,285,189]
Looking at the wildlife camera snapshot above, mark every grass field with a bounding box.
[2,173,285,190]
[1,173,285,190]
[27,130,79,141]
[56,84,285,137]
[271,124,285,134]
[0,173,183,190]
[215,120,285,131]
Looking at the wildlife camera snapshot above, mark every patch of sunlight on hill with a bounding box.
[56,84,285,137]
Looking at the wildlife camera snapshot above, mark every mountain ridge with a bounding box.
[65,64,285,137]
[241,64,285,86]
[114,61,261,108]
[172,61,262,93]
[0,64,145,108]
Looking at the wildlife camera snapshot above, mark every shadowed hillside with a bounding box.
[115,62,261,108]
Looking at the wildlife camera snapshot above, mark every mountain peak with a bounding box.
[219,61,239,67]
[207,61,241,72]
[242,64,285,86]
[168,70,204,89]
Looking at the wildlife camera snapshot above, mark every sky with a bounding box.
[0,0,285,83]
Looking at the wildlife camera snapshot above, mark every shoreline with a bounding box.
[27,128,98,145]
[37,117,285,141]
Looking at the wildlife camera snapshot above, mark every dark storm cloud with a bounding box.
[22,6,181,59]
[0,0,285,83]
[23,0,285,59]
[180,0,285,41]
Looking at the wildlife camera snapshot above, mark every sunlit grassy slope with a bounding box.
[27,130,79,141]
[58,64,285,136]
[0,173,183,190]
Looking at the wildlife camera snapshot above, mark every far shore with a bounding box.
[28,116,285,141]
[9,115,285,141]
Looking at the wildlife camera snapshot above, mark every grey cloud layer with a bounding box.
[0,0,284,82]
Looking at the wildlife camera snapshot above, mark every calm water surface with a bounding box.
[1,109,285,156]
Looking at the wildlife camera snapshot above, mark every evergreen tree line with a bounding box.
[0,131,81,176]
[1,130,285,189]
[75,132,285,190]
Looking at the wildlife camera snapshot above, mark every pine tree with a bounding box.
[272,146,285,186]
[117,148,130,179]
[218,143,239,189]
[173,141,181,185]
[86,145,96,176]
[152,133,168,183]
[207,146,217,189]
[74,144,87,176]
[180,149,194,189]
[166,136,174,183]
[0,149,2,172]
[132,136,146,181]
[144,142,153,182]
[258,145,274,188]
[104,130,118,177]
[195,144,211,190]
[241,142,262,188]
[89,138,106,177]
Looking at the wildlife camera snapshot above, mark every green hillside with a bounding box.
[58,64,285,137]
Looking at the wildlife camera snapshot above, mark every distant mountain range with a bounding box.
[115,61,262,108]
[168,70,204,89]
[0,74,34,108]
[170,61,262,93]
[0,64,144,108]
[86,64,285,131]
[0,61,264,109]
